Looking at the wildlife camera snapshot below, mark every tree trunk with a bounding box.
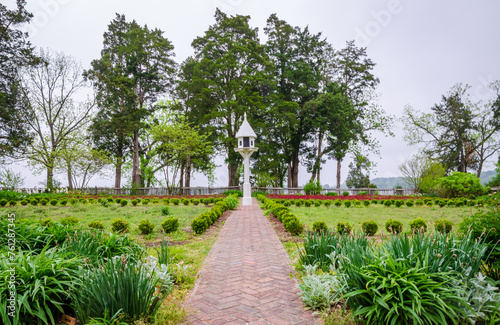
[47,166,54,189]
[228,163,238,187]
[291,152,299,188]
[336,159,342,190]
[185,154,192,188]
[309,135,323,184]
[67,162,73,190]
[476,160,483,178]
[287,162,292,188]
[132,131,141,187]
[179,162,184,190]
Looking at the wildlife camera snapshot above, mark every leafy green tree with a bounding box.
[399,154,446,193]
[0,168,24,190]
[178,9,272,186]
[20,50,94,189]
[0,0,39,160]
[436,172,487,198]
[346,152,372,188]
[86,14,176,188]
[403,83,500,176]
[263,13,328,187]
[328,41,393,188]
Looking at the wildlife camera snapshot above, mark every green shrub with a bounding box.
[223,190,243,197]
[152,198,159,204]
[434,219,453,234]
[314,200,322,207]
[60,216,79,227]
[191,198,200,205]
[284,218,304,235]
[30,199,38,206]
[225,195,239,210]
[120,199,128,207]
[371,199,378,204]
[343,200,351,208]
[395,199,404,207]
[363,200,370,207]
[362,220,378,236]
[323,200,331,207]
[40,198,49,206]
[8,200,16,206]
[304,180,322,195]
[436,171,487,198]
[312,221,328,233]
[161,217,179,234]
[283,200,291,207]
[79,198,88,204]
[115,198,122,204]
[334,199,342,207]
[49,199,58,206]
[182,198,190,206]
[409,218,427,233]
[384,200,392,207]
[69,198,78,205]
[385,219,403,234]
[161,206,170,216]
[171,198,180,206]
[40,218,54,227]
[295,199,303,207]
[162,198,170,205]
[415,199,423,206]
[405,199,414,207]
[60,199,68,206]
[111,218,129,233]
[304,200,312,207]
[21,199,29,206]
[353,199,361,206]
[337,222,352,235]
[131,199,139,206]
[326,192,338,196]
[191,216,208,234]
[342,191,349,196]
[138,220,155,235]
[468,199,477,207]
[142,198,150,205]
[88,220,105,230]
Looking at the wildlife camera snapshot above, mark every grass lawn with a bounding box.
[9,203,210,243]
[289,204,474,235]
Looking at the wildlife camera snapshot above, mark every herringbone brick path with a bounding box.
[185,199,318,325]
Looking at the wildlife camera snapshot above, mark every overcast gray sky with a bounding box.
[6,0,500,187]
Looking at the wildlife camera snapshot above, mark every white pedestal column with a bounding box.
[235,148,258,205]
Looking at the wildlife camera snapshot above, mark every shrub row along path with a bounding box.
[185,198,318,325]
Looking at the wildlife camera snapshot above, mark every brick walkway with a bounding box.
[185,199,318,325]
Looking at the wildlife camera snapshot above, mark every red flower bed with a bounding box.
[267,194,414,201]
[74,194,224,200]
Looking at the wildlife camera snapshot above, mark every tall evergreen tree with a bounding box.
[179,9,272,186]
[86,14,176,187]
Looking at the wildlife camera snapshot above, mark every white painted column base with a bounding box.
[242,196,252,205]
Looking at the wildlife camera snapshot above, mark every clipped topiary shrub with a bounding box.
[30,199,38,206]
[161,206,170,216]
[152,198,159,204]
[40,218,54,227]
[371,199,378,204]
[384,200,392,207]
[304,200,312,207]
[162,198,170,205]
[353,199,361,206]
[314,200,322,207]
[434,219,453,234]
[49,199,58,206]
[138,219,155,235]
[8,200,16,207]
[342,191,349,196]
[182,198,190,206]
[191,198,200,205]
[161,217,179,234]
[120,199,128,207]
[361,220,378,236]
[312,221,328,233]
[60,199,68,206]
[363,200,370,207]
[409,218,427,233]
[395,199,404,208]
[337,222,352,235]
[171,198,181,206]
[20,199,29,206]
[40,199,49,206]
[343,200,351,208]
[295,200,303,207]
[405,199,414,207]
[111,218,129,233]
[334,199,342,207]
[323,200,332,207]
[415,199,423,206]
[60,216,79,227]
[142,198,150,205]
[131,199,139,206]
[284,218,304,235]
[385,219,403,234]
[88,220,105,230]
[191,216,208,234]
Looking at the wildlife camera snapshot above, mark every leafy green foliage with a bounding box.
[435,219,453,234]
[138,219,155,235]
[161,217,179,234]
[336,222,352,235]
[223,190,243,197]
[410,218,428,233]
[161,206,170,216]
[298,265,341,310]
[224,195,239,210]
[120,199,128,207]
[304,181,322,195]
[361,220,378,236]
[312,221,328,233]
[40,218,54,227]
[385,219,403,234]
[0,249,82,325]
[437,172,487,198]
[111,218,129,233]
[71,257,170,324]
[60,216,79,227]
[88,220,105,230]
